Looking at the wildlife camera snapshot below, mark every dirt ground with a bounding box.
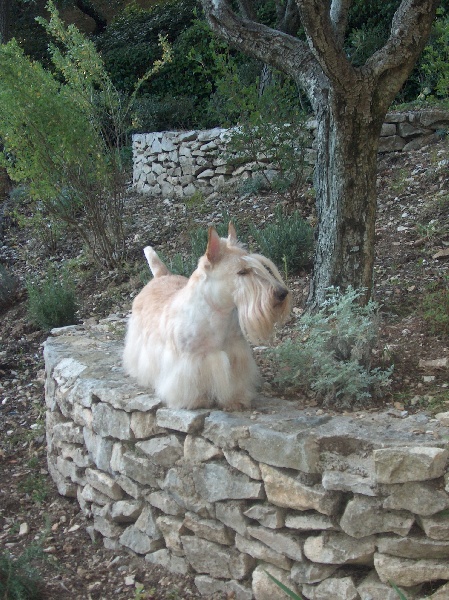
[0,139,448,599]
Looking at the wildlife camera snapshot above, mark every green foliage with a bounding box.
[17,473,49,505]
[212,60,310,197]
[249,206,314,276]
[0,1,171,268]
[0,264,19,311]
[273,287,393,407]
[0,546,45,600]
[421,8,449,100]
[26,265,78,331]
[97,0,226,129]
[162,213,242,277]
[422,278,449,336]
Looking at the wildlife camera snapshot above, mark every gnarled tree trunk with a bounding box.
[201,0,439,307]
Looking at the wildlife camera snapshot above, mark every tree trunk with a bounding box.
[308,85,384,308]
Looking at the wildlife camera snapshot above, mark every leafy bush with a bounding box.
[26,265,78,330]
[422,278,449,336]
[211,58,311,197]
[162,213,244,277]
[421,7,449,100]
[0,546,45,600]
[0,264,19,311]
[249,206,314,276]
[0,1,171,269]
[273,287,393,407]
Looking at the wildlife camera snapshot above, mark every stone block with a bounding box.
[130,411,164,438]
[377,534,449,559]
[135,505,162,539]
[183,435,222,463]
[303,532,376,565]
[93,514,124,539]
[417,512,449,540]
[374,447,448,483]
[162,466,213,517]
[115,450,164,486]
[194,575,253,600]
[252,564,301,600]
[60,443,92,468]
[116,474,146,499]
[80,483,111,506]
[285,512,337,532]
[339,495,414,538]
[156,515,187,554]
[247,526,304,561]
[137,435,183,467]
[91,403,131,440]
[378,135,406,152]
[85,468,124,500]
[374,552,449,586]
[47,454,77,498]
[357,571,402,600]
[156,408,209,433]
[260,464,341,515]
[303,576,358,600]
[119,525,164,555]
[52,421,84,445]
[83,427,114,472]
[148,490,184,516]
[146,549,190,575]
[182,536,255,580]
[203,411,251,449]
[55,456,86,485]
[110,500,143,523]
[183,512,234,545]
[322,470,377,496]
[382,480,449,516]
[239,424,321,473]
[193,462,264,502]
[235,533,292,570]
[290,560,337,584]
[215,501,250,536]
[244,504,285,529]
[223,449,261,479]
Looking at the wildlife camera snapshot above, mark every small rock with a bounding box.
[19,522,29,536]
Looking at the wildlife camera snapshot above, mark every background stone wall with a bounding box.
[132,109,449,199]
[45,319,449,600]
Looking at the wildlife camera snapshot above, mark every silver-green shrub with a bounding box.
[273,287,393,407]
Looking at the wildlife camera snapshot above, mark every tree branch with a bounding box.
[363,0,439,98]
[330,0,353,45]
[296,0,356,90]
[201,0,322,95]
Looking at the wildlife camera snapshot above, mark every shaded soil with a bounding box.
[0,139,448,599]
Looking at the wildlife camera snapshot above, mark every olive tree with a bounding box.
[201,0,439,307]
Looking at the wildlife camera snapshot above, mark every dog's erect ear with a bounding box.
[206,227,222,263]
[228,222,237,245]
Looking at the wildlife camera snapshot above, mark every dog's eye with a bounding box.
[238,268,250,276]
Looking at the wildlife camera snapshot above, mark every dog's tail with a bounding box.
[143,246,171,278]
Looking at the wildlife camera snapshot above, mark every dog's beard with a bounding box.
[235,280,290,344]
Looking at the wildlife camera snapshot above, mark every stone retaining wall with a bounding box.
[44,319,449,600]
[132,109,449,199]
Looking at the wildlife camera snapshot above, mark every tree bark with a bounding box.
[201,0,440,308]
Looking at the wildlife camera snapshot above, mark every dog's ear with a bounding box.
[206,227,222,263]
[227,222,237,245]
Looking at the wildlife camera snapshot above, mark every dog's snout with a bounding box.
[275,287,289,302]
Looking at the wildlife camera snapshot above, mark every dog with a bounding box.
[123,223,291,410]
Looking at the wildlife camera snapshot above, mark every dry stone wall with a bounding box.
[132,109,449,199]
[44,318,449,600]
